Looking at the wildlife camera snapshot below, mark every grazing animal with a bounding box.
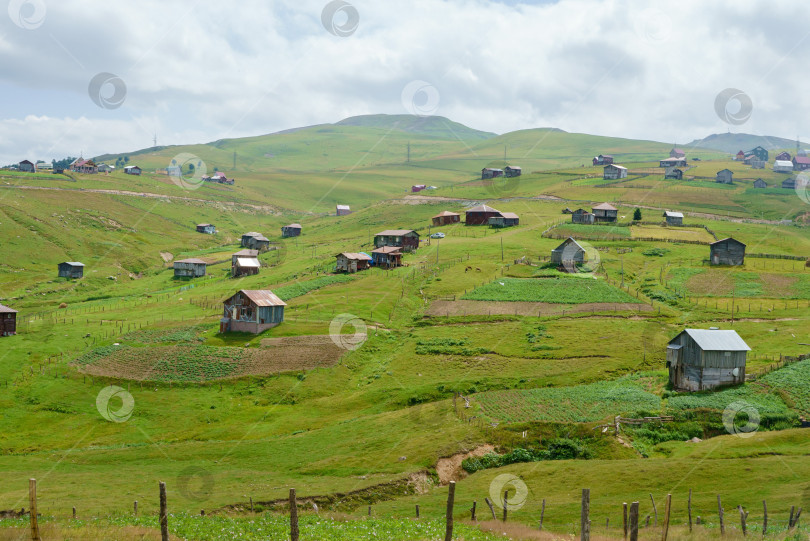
[476,267,481,272]
[465,266,472,272]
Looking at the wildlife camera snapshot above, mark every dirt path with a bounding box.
[436,445,494,485]
[426,300,653,317]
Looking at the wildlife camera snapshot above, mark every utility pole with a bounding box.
[501,235,504,262]
[621,255,625,287]
[153,133,157,148]
[436,239,439,264]
[407,142,410,164]
[233,151,236,169]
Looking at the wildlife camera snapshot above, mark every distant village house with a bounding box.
[488,212,519,228]
[465,204,502,225]
[196,223,216,234]
[220,290,286,334]
[336,205,351,216]
[592,155,614,166]
[432,211,460,226]
[0,304,17,337]
[664,168,683,180]
[667,328,750,391]
[335,252,372,273]
[793,156,810,171]
[481,168,504,179]
[663,211,683,226]
[71,159,98,174]
[753,178,767,188]
[18,160,35,172]
[659,157,686,168]
[782,177,797,189]
[58,262,85,279]
[669,148,686,158]
[173,258,207,278]
[371,246,402,269]
[281,223,302,238]
[550,237,586,269]
[592,202,618,223]
[231,249,260,277]
[504,166,522,178]
[241,232,271,251]
[709,238,746,266]
[603,164,628,180]
[773,160,794,173]
[374,230,420,251]
[123,165,142,175]
[571,208,595,224]
[716,169,734,184]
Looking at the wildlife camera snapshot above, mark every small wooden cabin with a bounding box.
[793,156,810,171]
[670,148,685,158]
[663,211,683,226]
[709,238,746,266]
[667,328,750,391]
[664,168,683,180]
[782,177,797,189]
[281,223,302,238]
[58,262,84,279]
[753,178,767,188]
[465,204,502,225]
[481,168,504,179]
[504,166,522,178]
[241,232,270,251]
[571,208,595,224]
[371,246,402,268]
[659,157,686,167]
[335,252,372,273]
[220,290,286,334]
[173,258,207,278]
[603,164,627,180]
[551,237,585,266]
[196,223,216,234]
[374,230,420,251]
[592,155,613,166]
[123,165,142,175]
[0,304,17,336]
[592,202,618,223]
[488,212,519,228]
[18,160,35,172]
[336,205,352,216]
[432,211,461,226]
[232,256,260,278]
[716,169,734,184]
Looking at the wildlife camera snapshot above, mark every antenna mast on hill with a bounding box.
[153,133,157,148]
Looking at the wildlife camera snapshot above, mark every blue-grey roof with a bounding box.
[678,329,751,351]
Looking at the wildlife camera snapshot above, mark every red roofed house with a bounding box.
[793,156,810,171]
[670,148,686,158]
[735,150,745,161]
[0,304,17,336]
[220,290,286,334]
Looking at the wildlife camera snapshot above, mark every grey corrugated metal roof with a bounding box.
[242,232,261,237]
[252,235,270,242]
[432,211,460,218]
[663,211,684,218]
[467,204,500,213]
[239,290,286,306]
[62,262,85,267]
[0,304,17,314]
[336,252,372,260]
[283,223,302,229]
[175,258,207,264]
[372,246,402,254]
[553,237,584,252]
[376,229,416,236]
[235,258,260,267]
[233,249,259,257]
[678,329,751,351]
[593,202,618,211]
[710,237,746,247]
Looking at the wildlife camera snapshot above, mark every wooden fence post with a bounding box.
[72,506,76,520]
[539,499,546,531]
[629,502,639,541]
[134,501,138,516]
[416,504,420,518]
[581,489,590,541]
[159,481,168,541]
[718,495,724,535]
[661,494,671,541]
[470,501,476,521]
[687,489,692,532]
[762,500,767,536]
[289,488,299,541]
[445,481,455,541]
[738,505,748,536]
[484,497,496,520]
[650,493,658,526]
[623,502,628,539]
[503,491,508,522]
[29,479,40,541]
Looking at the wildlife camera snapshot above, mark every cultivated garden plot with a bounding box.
[461,277,640,304]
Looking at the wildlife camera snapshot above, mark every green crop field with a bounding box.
[461,277,640,304]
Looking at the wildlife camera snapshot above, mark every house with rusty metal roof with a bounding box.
[220,290,286,334]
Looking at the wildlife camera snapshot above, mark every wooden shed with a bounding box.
[667,328,750,391]
[793,156,810,171]
[603,164,627,180]
[123,165,142,175]
[336,205,352,216]
[753,178,767,188]
[241,232,270,251]
[659,157,687,167]
[775,151,791,162]
[710,238,746,266]
[281,223,302,238]
[663,211,683,226]
[571,208,595,224]
[488,212,519,228]
[18,160,35,172]
[432,211,461,226]
[371,246,402,269]
[374,230,420,251]
[551,237,585,267]
[465,204,502,225]
[664,168,683,180]
[58,262,84,279]
[716,169,734,184]
[220,290,286,334]
[335,252,372,273]
[196,223,216,234]
[782,177,797,189]
[0,304,17,336]
[232,255,260,278]
[173,258,207,278]
[504,166,522,178]
[670,148,685,158]
[592,155,613,166]
[481,168,504,179]
[592,202,618,223]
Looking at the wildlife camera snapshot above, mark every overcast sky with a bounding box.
[1,0,809,164]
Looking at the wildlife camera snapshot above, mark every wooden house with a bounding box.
[231,250,260,278]
[281,223,302,238]
[659,157,686,168]
[465,204,502,225]
[592,155,613,166]
[481,168,504,179]
[716,169,734,184]
[18,160,35,172]
[670,148,685,158]
[571,208,595,224]
[550,237,585,266]
[336,205,351,216]
[374,230,419,251]
[0,304,17,336]
[241,232,261,247]
[773,160,794,173]
[776,151,791,162]
[735,150,745,161]
[664,168,683,180]
[241,232,270,251]
[709,238,746,266]
[231,249,258,266]
[173,258,207,278]
[220,290,286,334]
[743,154,757,165]
[335,252,372,273]
[592,202,618,223]
[71,159,98,174]
[58,262,84,279]
[196,223,216,234]
[97,163,114,173]
[751,160,765,169]
[603,164,627,180]
[123,165,142,175]
[667,328,750,391]
[793,156,810,171]
[782,177,797,189]
[504,166,522,178]
[432,211,461,226]
[371,246,402,268]
[663,211,684,226]
[749,146,769,161]
[488,212,519,228]
[753,178,767,188]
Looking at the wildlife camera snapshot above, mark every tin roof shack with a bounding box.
[793,156,810,171]
[374,230,420,251]
[241,232,271,251]
[504,166,522,178]
[716,169,734,184]
[753,178,767,188]
[489,212,519,228]
[58,262,84,279]
[659,157,687,167]
[336,205,351,216]
[281,223,302,238]
[335,252,372,273]
[371,246,402,269]
[663,211,684,226]
[603,164,627,180]
[173,258,207,278]
[571,208,595,224]
[196,223,216,234]
[592,202,618,223]
[551,237,585,270]
[710,238,746,266]
[220,290,286,334]
[667,329,750,391]
[664,168,683,180]
[123,165,142,175]
[481,168,504,179]
[466,204,502,225]
[782,177,797,189]
[19,160,35,172]
[432,211,461,226]
[592,155,613,166]
[0,304,17,336]
[231,250,261,277]
[773,160,794,173]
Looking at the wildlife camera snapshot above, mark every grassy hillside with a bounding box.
[688,132,809,154]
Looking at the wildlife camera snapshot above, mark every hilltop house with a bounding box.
[773,160,794,173]
[0,304,17,337]
[241,232,270,251]
[488,212,519,228]
[465,204,503,225]
[592,202,618,223]
[716,169,734,184]
[793,156,810,171]
[665,168,683,180]
[173,258,207,278]
[749,146,769,162]
[374,230,420,251]
[660,157,687,168]
[667,328,750,391]
[432,211,461,226]
[670,148,686,158]
[196,223,216,234]
[663,211,684,226]
[220,290,286,334]
[281,223,302,238]
[371,246,402,268]
[753,178,767,188]
[123,165,142,175]
[18,160,35,172]
[336,204,351,216]
[709,238,746,266]
[504,166,522,178]
[603,164,628,180]
[550,237,586,267]
[481,167,504,179]
[592,155,614,166]
[335,252,372,273]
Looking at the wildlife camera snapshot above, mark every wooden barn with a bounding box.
[281,223,302,238]
[58,262,84,279]
[71,159,98,174]
[336,204,351,216]
[196,223,216,234]
[793,156,810,171]
[667,328,750,391]
[432,211,460,226]
[504,166,522,178]
[97,163,113,173]
[488,212,519,228]
[751,160,765,169]
[773,160,794,173]
[466,204,502,225]
[753,178,767,188]
[241,232,270,251]
[716,169,734,184]
[659,157,686,168]
[0,304,17,336]
[411,184,426,193]
[710,238,746,266]
[749,146,769,161]
[735,150,745,161]
[782,177,797,189]
[371,246,402,268]
[551,237,585,266]
[592,155,613,166]
[231,253,260,277]
[664,168,683,180]
[481,168,504,179]
[603,164,627,180]
[173,258,207,278]
[18,160,35,172]
[663,211,684,226]
[775,151,791,162]
[335,252,372,273]
[592,202,618,223]
[220,290,286,334]
[571,208,595,224]
[123,165,142,175]
[374,230,420,251]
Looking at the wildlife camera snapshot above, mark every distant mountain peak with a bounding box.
[689,132,808,154]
